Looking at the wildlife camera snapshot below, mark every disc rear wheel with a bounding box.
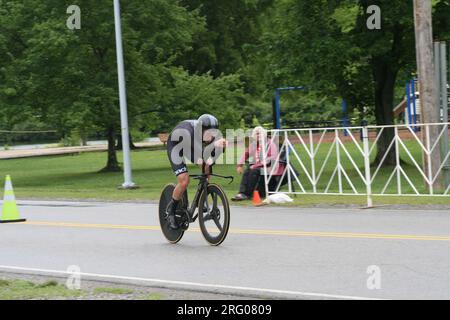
[159,184,188,244]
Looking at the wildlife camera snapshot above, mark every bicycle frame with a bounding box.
[185,173,234,223]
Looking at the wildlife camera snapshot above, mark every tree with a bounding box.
[434,0,450,40]
[259,0,420,165]
[178,0,274,78]
[357,1,419,164]
[1,0,207,171]
[0,0,250,171]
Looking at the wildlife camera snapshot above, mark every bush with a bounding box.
[130,129,149,143]
[59,131,82,147]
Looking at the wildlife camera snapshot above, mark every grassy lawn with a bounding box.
[289,139,450,195]
[93,287,134,295]
[0,141,449,206]
[0,278,163,300]
[0,279,82,300]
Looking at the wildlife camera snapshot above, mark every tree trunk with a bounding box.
[116,133,137,150]
[101,126,121,172]
[372,58,398,166]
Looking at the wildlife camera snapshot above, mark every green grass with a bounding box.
[93,287,134,295]
[0,150,179,201]
[0,279,83,300]
[143,293,164,300]
[0,140,449,206]
[0,278,164,300]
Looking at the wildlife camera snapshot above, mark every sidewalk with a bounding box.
[0,142,163,160]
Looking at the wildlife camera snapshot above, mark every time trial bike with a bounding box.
[159,173,233,246]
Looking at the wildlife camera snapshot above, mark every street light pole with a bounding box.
[113,0,136,189]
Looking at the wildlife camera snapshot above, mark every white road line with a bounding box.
[0,265,383,300]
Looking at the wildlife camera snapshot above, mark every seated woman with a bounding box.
[232,126,281,201]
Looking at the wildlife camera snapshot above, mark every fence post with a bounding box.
[406,81,412,125]
[335,129,343,194]
[425,125,434,195]
[262,130,270,199]
[309,130,317,194]
[412,79,418,131]
[395,127,402,195]
[362,127,373,207]
[285,131,292,193]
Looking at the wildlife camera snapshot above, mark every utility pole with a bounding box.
[413,0,442,190]
[436,41,449,188]
[114,0,136,189]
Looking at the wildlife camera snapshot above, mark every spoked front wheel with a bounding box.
[198,184,230,246]
[159,184,188,244]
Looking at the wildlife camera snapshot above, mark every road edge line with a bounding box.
[0,265,384,300]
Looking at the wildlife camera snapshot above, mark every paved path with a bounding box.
[0,142,163,160]
[1,201,450,299]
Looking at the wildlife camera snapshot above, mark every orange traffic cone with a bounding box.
[252,190,262,206]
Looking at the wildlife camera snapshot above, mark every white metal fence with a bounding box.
[262,123,450,207]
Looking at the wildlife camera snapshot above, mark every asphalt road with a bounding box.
[1,200,450,300]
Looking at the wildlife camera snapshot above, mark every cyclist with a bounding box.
[165,114,228,230]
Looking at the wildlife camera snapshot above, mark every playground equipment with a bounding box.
[272,86,350,130]
[273,86,305,129]
[397,41,449,186]
[405,79,419,128]
[397,43,448,128]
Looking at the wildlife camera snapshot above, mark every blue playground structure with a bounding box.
[272,86,351,131]
[273,86,305,129]
[406,79,419,129]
